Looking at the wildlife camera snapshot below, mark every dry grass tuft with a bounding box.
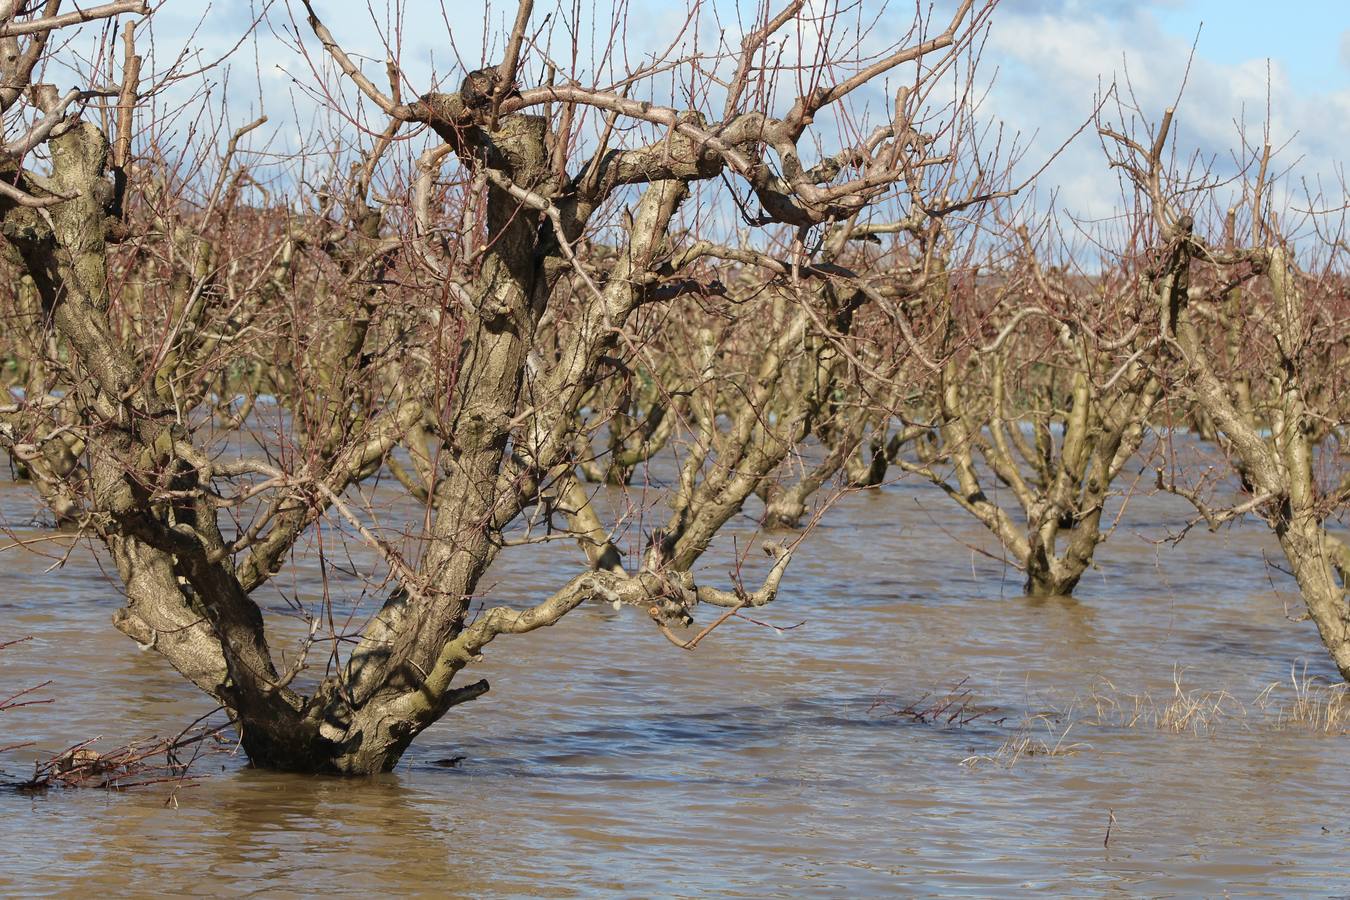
[1256,665,1350,735]
[961,712,1090,768]
[959,663,1350,770]
[1085,668,1245,735]
[1081,664,1350,736]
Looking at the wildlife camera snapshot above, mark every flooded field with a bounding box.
[1,465,1348,897]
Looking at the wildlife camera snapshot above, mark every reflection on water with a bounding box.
[1,459,1348,897]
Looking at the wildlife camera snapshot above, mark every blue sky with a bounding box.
[975,0,1349,219]
[1153,0,1348,90]
[133,1,1349,223]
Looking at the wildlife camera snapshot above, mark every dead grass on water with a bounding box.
[1081,665,1348,737]
[1255,664,1350,735]
[961,664,1348,769]
[1084,668,1245,735]
[961,713,1090,768]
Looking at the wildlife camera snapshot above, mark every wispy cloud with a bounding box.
[981,3,1348,220]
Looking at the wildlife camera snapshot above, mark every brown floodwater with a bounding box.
[1,443,1348,897]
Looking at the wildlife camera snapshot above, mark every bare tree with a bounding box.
[1100,96,1350,679]
[886,216,1161,596]
[0,0,1012,772]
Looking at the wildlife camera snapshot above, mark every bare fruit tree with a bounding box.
[0,0,1013,772]
[1100,97,1350,679]
[886,218,1162,597]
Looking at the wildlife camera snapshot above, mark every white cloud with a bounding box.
[980,6,1350,227]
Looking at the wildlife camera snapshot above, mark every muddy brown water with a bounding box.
[1,446,1348,896]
